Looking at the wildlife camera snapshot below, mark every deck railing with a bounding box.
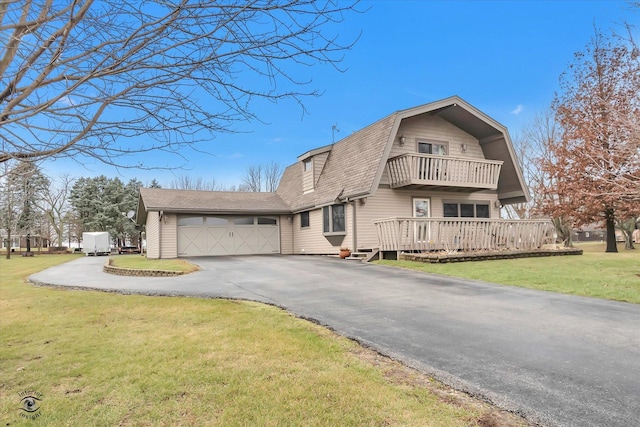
[374,217,556,253]
[387,154,503,189]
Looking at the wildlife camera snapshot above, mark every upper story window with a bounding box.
[323,204,345,234]
[303,158,312,172]
[418,141,447,156]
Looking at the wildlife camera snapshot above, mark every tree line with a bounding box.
[0,161,284,257]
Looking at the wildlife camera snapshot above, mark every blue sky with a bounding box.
[41,0,638,188]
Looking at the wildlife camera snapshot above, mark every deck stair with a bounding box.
[345,248,380,262]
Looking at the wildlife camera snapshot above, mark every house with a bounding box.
[137,96,554,259]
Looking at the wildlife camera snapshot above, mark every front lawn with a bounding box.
[376,243,640,304]
[0,255,524,426]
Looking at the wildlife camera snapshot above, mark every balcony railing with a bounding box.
[387,154,503,190]
[374,217,555,253]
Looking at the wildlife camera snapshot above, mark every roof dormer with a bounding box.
[297,144,332,194]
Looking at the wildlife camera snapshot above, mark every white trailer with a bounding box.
[82,232,111,256]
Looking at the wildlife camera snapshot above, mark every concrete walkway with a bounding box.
[29,255,640,427]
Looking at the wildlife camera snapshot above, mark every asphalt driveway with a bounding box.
[29,255,640,427]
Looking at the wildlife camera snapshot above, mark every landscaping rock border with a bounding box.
[400,248,583,263]
[103,259,188,277]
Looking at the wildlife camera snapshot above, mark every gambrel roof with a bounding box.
[277,95,528,211]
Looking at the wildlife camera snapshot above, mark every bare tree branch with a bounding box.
[0,0,360,167]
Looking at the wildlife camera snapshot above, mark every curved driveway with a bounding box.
[29,255,640,427]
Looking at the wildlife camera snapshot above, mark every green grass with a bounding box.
[0,255,520,426]
[376,242,640,304]
[109,256,199,272]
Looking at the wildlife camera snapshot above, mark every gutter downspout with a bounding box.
[352,201,357,252]
[158,210,163,259]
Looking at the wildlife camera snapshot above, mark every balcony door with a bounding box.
[417,141,447,181]
[413,198,431,243]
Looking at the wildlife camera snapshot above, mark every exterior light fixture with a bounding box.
[399,135,406,146]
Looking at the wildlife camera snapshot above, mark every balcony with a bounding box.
[374,217,555,253]
[386,154,503,191]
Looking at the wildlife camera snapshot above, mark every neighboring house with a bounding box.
[137,96,553,259]
[572,227,625,243]
[0,231,50,250]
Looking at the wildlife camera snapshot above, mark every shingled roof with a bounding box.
[136,188,291,222]
[277,95,528,208]
[276,112,397,211]
[137,96,528,221]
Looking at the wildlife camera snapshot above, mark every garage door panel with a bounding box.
[178,215,279,257]
[233,228,256,255]
[178,228,206,256]
[205,228,233,255]
[256,227,279,253]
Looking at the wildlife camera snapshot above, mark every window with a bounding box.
[322,205,345,234]
[178,216,203,226]
[443,203,458,217]
[460,204,474,218]
[413,198,430,218]
[476,204,490,218]
[300,211,310,228]
[233,217,255,225]
[303,159,312,172]
[443,202,490,218]
[257,217,277,225]
[418,141,447,156]
[205,216,229,225]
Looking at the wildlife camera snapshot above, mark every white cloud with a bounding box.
[510,104,524,115]
[57,95,76,107]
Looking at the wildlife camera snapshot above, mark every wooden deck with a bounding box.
[374,217,556,253]
[400,247,582,263]
[387,154,503,190]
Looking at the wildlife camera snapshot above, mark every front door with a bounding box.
[413,198,431,242]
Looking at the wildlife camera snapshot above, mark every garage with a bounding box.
[177,215,280,256]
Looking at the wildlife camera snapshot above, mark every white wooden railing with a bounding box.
[374,217,555,253]
[387,154,503,189]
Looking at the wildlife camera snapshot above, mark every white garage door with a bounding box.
[177,215,280,257]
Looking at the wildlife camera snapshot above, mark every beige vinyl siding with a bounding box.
[301,152,329,193]
[145,211,160,259]
[302,166,314,193]
[356,188,500,250]
[279,214,294,254]
[293,204,353,254]
[382,115,481,185]
[160,213,178,259]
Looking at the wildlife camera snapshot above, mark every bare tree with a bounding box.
[511,109,575,246]
[263,161,284,192]
[1,1,359,166]
[242,161,283,192]
[242,165,263,192]
[42,173,75,246]
[169,174,223,191]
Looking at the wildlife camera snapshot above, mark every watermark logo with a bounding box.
[18,390,43,420]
